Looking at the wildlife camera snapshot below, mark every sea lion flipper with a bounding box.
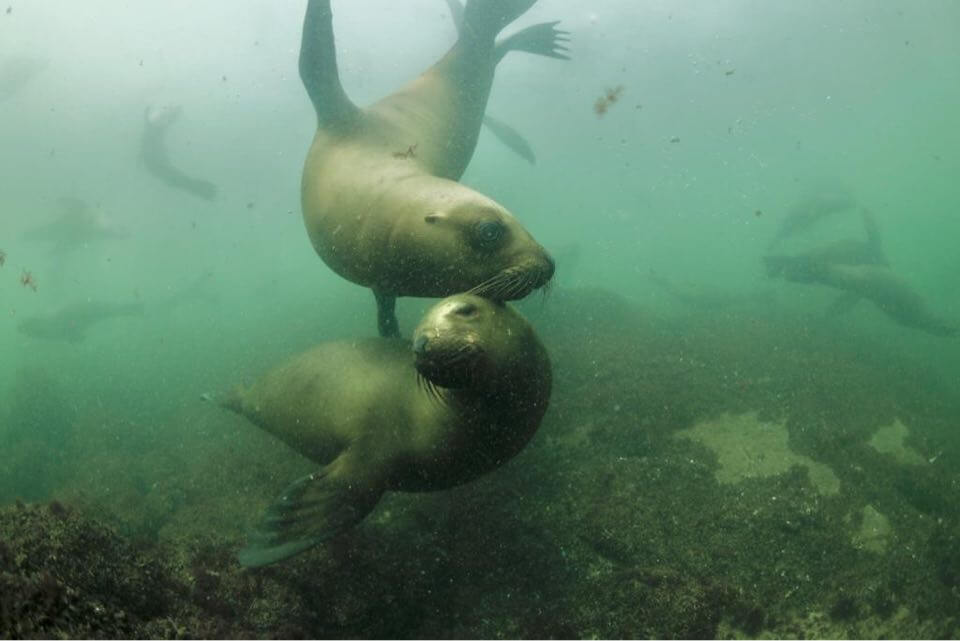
[444,0,466,32]
[446,0,568,60]
[481,114,536,164]
[238,458,384,567]
[459,0,539,45]
[299,0,359,127]
[860,208,888,265]
[825,292,861,317]
[495,20,571,61]
[374,290,400,338]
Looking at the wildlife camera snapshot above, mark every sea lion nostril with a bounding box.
[413,334,429,354]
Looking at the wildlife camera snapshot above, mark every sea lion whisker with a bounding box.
[416,371,447,405]
[468,271,511,296]
[486,271,524,299]
[502,272,529,299]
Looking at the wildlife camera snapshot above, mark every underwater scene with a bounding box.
[2,0,959,637]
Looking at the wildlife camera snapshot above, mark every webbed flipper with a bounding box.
[860,208,888,266]
[238,456,384,567]
[825,292,861,317]
[494,20,570,61]
[445,0,570,60]
[482,114,536,164]
[462,0,539,41]
[299,0,360,127]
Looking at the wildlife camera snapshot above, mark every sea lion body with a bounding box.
[766,256,957,337]
[298,0,566,335]
[17,300,143,343]
[223,294,552,565]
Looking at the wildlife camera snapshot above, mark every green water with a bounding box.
[1,0,959,637]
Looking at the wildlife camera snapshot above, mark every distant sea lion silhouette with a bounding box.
[23,197,127,254]
[768,184,856,250]
[140,105,218,201]
[17,300,144,343]
[221,294,552,566]
[298,0,565,337]
[765,257,957,337]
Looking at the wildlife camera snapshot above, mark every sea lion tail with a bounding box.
[237,456,384,567]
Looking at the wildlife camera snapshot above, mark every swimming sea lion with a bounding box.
[764,256,957,337]
[768,183,856,250]
[298,0,564,337]
[17,300,144,343]
[23,197,128,254]
[141,105,219,201]
[221,294,552,566]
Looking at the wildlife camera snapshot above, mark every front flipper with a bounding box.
[374,289,400,338]
[238,456,384,567]
[495,21,571,61]
[445,0,570,62]
[299,0,360,127]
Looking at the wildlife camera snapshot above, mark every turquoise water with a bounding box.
[1,1,959,637]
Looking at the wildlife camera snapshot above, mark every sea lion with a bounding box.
[221,294,552,566]
[782,208,887,268]
[648,270,777,311]
[140,105,219,201]
[17,300,144,343]
[23,197,128,254]
[768,183,856,250]
[764,256,957,337]
[298,0,565,337]
[764,208,891,317]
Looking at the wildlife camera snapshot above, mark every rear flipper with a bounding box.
[238,456,384,567]
[495,20,570,61]
[482,114,536,164]
[860,208,888,266]
[825,292,861,317]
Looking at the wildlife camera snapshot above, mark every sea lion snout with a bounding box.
[412,296,492,387]
[413,334,429,355]
[540,252,556,284]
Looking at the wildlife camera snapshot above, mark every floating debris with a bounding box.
[20,269,37,292]
[0,248,6,267]
[594,85,624,117]
[669,136,680,143]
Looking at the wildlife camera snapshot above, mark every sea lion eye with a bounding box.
[472,220,505,248]
[453,302,478,317]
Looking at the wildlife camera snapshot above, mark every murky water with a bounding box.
[1,1,958,637]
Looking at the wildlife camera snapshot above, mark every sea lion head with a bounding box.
[411,294,541,390]
[404,188,554,301]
